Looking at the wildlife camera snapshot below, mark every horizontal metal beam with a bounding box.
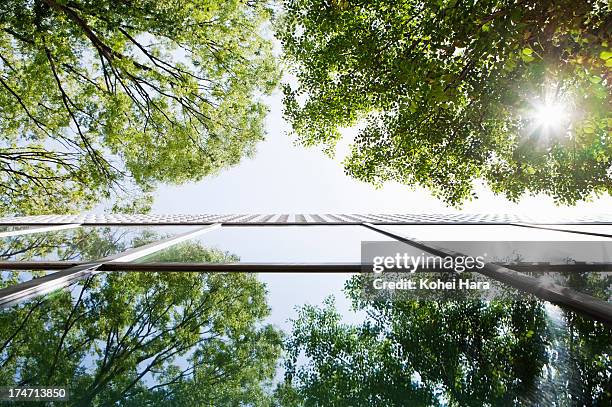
[0,261,82,270]
[2,213,612,226]
[1,261,612,273]
[100,262,363,272]
[362,223,612,325]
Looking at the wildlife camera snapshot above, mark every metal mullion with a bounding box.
[259,214,276,223]
[0,261,83,270]
[333,214,361,222]
[345,214,373,222]
[368,214,403,223]
[0,224,222,308]
[361,223,612,325]
[4,213,612,226]
[308,214,326,223]
[242,214,262,223]
[62,261,612,273]
[0,223,81,238]
[220,214,250,223]
[323,214,347,222]
[349,214,377,222]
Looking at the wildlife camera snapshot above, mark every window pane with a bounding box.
[0,272,280,404]
[420,241,612,264]
[0,271,608,405]
[536,224,612,236]
[0,226,201,261]
[517,270,611,302]
[384,224,612,241]
[140,226,398,263]
[378,225,612,264]
[0,225,37,233]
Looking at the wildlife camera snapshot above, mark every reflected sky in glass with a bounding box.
[140,225,397,263]
[384,224,612,241]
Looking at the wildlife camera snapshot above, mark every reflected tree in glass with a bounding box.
[0,227,138,261]
[277,274,612,406]
[0,238,282,406]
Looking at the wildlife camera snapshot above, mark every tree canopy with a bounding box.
[0,232,283,406]
[0,0,278,215]
[278,0,612,205]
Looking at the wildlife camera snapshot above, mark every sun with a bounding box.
[525,87,574,139]
[532,102,567,129]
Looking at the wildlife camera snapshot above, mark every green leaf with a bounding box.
[583,123,596,134]
[599,50,612,60]
[521,53,535,63]
[589,75,602,84]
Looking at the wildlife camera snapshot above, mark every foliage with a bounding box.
[0,0,279,215]
[278,297,549,406]
[277,274,612,406]
[278,0,612,205]
[0,234,282,406]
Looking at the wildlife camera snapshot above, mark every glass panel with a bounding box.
[536,224,612,236]
[0,272,283,404]
[378,225,612,264]
[0,272,609,405]
[0,225,36,233]
[518,270,612,301]
[0,226,201,261]
[279,273,612,405]
[141,225,397,263]
[421,241,612,264]
[384,224,612,241]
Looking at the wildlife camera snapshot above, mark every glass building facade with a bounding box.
[0,213,610,405]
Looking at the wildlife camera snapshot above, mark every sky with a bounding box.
[151,86,612,217]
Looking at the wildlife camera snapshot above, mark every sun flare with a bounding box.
[532,102,568,129]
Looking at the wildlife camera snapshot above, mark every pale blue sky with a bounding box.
[152,86,612,217]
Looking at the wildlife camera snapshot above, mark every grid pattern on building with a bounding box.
[2,213,612,225]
